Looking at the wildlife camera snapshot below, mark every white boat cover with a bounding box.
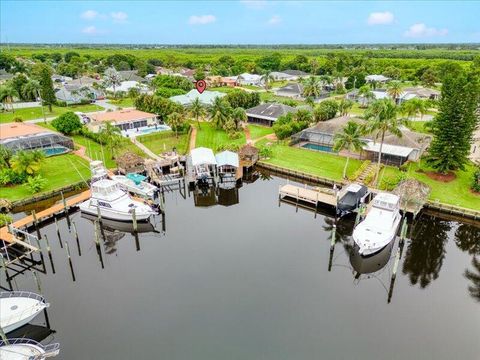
[215,151,239,168]
[190,147,217,166]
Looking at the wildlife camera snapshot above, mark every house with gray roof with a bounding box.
[274,83,304,99]
[118,70,145,83]
[245,103,297,127]
[170,89,226,107]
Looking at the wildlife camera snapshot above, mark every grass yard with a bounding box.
[248,124,274,140]
[107,97,135,108]
[270,80,289,88]
[406,121,433,134]
[208,87,239,94]
[0,104,103,123]
[195,122,246,150]
[0,154,90,202]
[260,91,305,105]
[240,85,262,91]
[137,130,190,155]
[258,141,361,181]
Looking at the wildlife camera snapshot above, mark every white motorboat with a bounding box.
[111,174,158,199]
[0,292,49,334]
[352,193,402,256]
[79,179,157,221]
[0,338,60,359]
[90,160,109,182]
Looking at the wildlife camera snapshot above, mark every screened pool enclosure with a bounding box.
[1,132,74,156]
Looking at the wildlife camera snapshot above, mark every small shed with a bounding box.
[115,151,145,174]
[190,147,217,179]
[215,151,239,175]
[239,144,259,169]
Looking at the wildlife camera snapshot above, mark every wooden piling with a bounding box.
[61,191,71,228]
[65,242,76,281]
[132,208,138,232]
[34,235,46,273]
[33,270,42,294]
[72,222,81,256]
[44,234,55,274]
[54,217,63,248]
[32,210,42,240]
[330,225,337,250]
[0,255,12,290]
[94,220,104,269]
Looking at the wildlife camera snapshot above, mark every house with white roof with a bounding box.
[170,89,226,107]
[237,73,263,86]
[366,75,390,83]
[106,81,149,94]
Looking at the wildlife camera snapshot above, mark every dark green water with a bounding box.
[3,175,480,360]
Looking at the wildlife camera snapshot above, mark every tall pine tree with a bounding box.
[427,69,479,173]
[32,63,56,112]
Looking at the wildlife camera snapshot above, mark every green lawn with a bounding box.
[259,142,361,181]
[72,134,146,169]
[260,91,305,105]
[0,104,103,123]
[240,85,262,90]
[248,124,274,140]
[195,123,246,150]
[406,121,433,134]
[0,154,90,202]
[107,97,135,108]
[270,80,289,88]
[208,87,239,94]
[137,130,190,155]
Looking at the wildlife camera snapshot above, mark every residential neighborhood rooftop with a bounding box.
[0,122,53,140]
[246,103,297,121]
[89,109,157,124]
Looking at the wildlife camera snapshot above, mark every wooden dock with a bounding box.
[279,184,337,207]
[0,190,91,248]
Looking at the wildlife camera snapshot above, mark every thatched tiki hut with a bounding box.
[239,144,259,169]
[392,179,431,216]
[116,151,145,174]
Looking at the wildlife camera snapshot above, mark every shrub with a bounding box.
[25,175,47,193]
[215,143,241,152]
[0,214,13,227]
[13,117,23,122]
[155,87,187,98]
[472,167,480,193]
[314,100,339,122]
[224,91,260,109]
[51,111,82,135]
[258,145,273,159]
[0,168,28,185]
[380,172,407,191]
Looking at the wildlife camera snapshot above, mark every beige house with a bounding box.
[87,109,158,133]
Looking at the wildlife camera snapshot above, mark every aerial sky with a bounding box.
[1,1,479,44]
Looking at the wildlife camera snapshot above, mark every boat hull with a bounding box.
[78,202,153,222]
[353,215,401,256]
[1,300,47,334]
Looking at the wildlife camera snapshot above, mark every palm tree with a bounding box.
[21,79,41,101]
[103,67,122,99]
[261,71,275,90]
[167,112,184,138]
[10,150,45,175]
[333,121,367,179]
[302,76,321,98]
[363,99,404,186]
[189,97,205,129]
[232,107,247,130]
[0,85,18,113]
[338,98,354,116]
[100,122,122,159]
[400,98,429,121]
[209,97,231,130]
[358,85,374,108]
[386,81,403,103]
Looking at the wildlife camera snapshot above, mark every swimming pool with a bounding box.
[301,143,334,152]
[42,146,70,156]
[122,125,171,137]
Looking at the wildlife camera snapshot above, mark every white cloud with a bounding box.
[82,26,98,35]
[188,15,216,25]
[80,10,98,20]
[367,11,394,25]
[404,23,448,38]
[268,15,282,25]
[240,1,267,9]
[111,11,128,22]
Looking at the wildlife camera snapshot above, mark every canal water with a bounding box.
[3,175,480,360]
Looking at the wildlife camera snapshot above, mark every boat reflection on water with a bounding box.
[193,187,240,208]
[349,241,394,275]
[7,323,56,344]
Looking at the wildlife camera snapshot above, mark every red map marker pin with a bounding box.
[195,80,206,94]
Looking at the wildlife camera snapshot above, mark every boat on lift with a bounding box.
[79,179,157,221]
[352,193,402,256]
[111,173,158,199]
[0,338,60,359]
[0,292,49,334]
[336,183,369,216]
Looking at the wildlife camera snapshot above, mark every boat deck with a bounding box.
[279,184,337,207]
[0,190,91,249]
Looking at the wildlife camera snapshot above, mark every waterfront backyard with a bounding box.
[4,175,479,360]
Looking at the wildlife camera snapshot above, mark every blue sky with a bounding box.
[1,1,479,44]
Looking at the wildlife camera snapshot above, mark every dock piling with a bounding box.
[65,242,76,281]
[132,208,138,232]
[32,210,42,240]
[44,234,55,274]
[61,191,71,228]
[54,217,63,248]
[72,222,81,256]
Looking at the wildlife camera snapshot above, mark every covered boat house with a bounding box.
[189,147,217,183]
